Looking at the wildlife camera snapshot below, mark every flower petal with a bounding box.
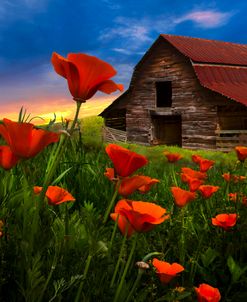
[105,144,148,177]
[0,146,20,170]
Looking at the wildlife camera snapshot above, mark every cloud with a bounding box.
[0,0,49,23]
[99,8,235,52]
[99,16,153,49]
[174,10,234,28]
[112,48,145,56]
[101,0,121,10]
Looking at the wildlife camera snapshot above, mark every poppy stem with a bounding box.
[103,179,121,224]
[113,235,137,302]
[74,254,92,302]
[64,203,69,244]
[126,252,162,302]
[109,214,120,254]
[179,207,186,265]
[170,165,178,186]
[39,101,82,204]
[110,224,128,288]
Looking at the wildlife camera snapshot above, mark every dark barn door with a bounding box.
[152,115,182,146]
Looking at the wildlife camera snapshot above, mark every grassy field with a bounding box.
[0,116,247,302]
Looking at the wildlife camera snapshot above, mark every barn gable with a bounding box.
[100,34,247,150]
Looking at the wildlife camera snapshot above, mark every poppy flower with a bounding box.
[171,187,196,207]
[192,155,215,172]
[198,185,219,199]
[180,173,204,192]
[105,144,148,177]
[33,186,75,205]
[51,52,124,102]
[228,192,237,201]
[0,146,20,170]
[212,213,237,231]
[110,199,169,236]
[229,193,247,206]
[222,172,231,182]
[0,119,59,159]
[195,283,221,302]
[152,258,184,284]
[118,175,159,196]
[192,154,203,164]
[181,167,207,180]
[0,220,4,238]
[222,173,246,183]
[232,175,246,183]
[235,146,247,162]
[199,159,215,173]
[104,167,116,181]
[164,151,183,163]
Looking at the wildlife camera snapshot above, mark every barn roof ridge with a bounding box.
[160,33,247,48]
[160,34,247,66]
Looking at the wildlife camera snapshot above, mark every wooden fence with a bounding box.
[215,130,247,152]
[102,126,127,143]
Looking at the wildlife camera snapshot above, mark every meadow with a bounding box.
[0,115,247,302]
[1,52,247,302]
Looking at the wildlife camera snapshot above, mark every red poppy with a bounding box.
[195,283,221,302]
[228,192,237,201]
[0,220,4,238]
[104,167,116,181]
[222,173,246,183]
[171,187,196,207]
[34,186,75,205]
[180,173,204,192]
[110,199,169,236]
[232,175,246,183]
[51,52,124,102]
[192,155,215,172]
[110,213,135,238]
[212,213,237,231]
[235,146,247,162]
[192,154,203,164]
[105,144,148,177]
[0,146,20,170]
[181,167,207,180]
[0,119,59,159]
[152,258,184,284]
[222,172,231,182]
[198,185,219,199]
[118,175,159,196]
[164,151,183,163]
[199,159,215,172]
[229,193,247,206]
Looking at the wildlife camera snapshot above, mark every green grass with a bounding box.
[0,116,247,302]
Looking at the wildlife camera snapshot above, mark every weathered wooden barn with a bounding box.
[99,34,247,151]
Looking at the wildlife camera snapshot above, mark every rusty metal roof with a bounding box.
[161,34,247,106]
[193,64,247,106]
[161,34,247,65]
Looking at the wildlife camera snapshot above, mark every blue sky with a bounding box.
[0,0,246,121]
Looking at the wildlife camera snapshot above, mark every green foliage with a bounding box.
[1,122,247,301]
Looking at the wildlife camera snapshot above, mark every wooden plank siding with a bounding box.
[126,37,229,149]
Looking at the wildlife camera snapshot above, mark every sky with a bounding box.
[0,0,247,123]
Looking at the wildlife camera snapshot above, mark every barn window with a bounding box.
[156,81,172,107]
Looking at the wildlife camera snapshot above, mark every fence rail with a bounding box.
[215,129,247,152]
[102,126,127,143]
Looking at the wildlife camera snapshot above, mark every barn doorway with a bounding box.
[151,115,182,146]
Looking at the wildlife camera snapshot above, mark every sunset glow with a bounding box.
[0,95,116,124]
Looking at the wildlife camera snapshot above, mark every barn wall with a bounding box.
[126,37,246,149]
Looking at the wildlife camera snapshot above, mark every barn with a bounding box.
[99,34,247,151]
